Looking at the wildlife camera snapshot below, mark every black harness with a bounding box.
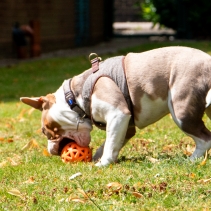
[63,79,87,118]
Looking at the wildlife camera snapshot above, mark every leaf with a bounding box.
[189,173,196,179]
[162,144,176,152]
[7,157,19,166]
[36,128,42,134]
[133,182,142,189]
[77,188,88,199]
[18,118,25,122]
[8,188,26,200]
[58,198,65,203]
[5,123,13,129]
[17,109,26,120]
[69,197,86,203]
[146,156,159,163]
[21,140,39,151]
[21,140,32,151]
[132,191,144,198]
[0,161,7,168]
[106,182,123,192]
[197,178,211,184]
[28,108,35,115]
[6,154,21,166]
[183,144,195,156]
[0,137,14,143]
[43,148,51,156]
[6,139,14,143]
[199,150,208,166]
[65,194,87,203]
[159,182,167,191]
[23,177,35,184]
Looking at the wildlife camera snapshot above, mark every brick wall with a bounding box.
[89,0,104,44]
[0,0,108,58]
[114,0,142,22]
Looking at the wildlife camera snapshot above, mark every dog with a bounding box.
[20,46,211,166]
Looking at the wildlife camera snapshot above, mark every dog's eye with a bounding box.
[41,127,54,139]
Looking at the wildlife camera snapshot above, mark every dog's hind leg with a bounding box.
[168,91,211,160]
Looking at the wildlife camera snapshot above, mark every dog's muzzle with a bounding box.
[47,139,60,155]
[47,137,74,155]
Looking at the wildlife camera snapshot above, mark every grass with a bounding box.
[1,40,211,210]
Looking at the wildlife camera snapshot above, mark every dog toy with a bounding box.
[61,142,92,163]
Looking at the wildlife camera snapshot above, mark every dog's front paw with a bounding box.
[95,157,115,167]
[95,160,104,167]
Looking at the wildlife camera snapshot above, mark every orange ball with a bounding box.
[61,142,92,163]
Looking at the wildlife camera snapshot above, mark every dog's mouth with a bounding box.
[58,137,74,155]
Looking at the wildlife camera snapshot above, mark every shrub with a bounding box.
[140,0,211,39]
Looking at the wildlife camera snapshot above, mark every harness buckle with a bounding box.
[63,79,88,119]
[64,91,76,109]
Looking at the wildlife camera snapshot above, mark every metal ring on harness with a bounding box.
[76,114,86,131]
[89,53,102,62]
[89,53,102,73]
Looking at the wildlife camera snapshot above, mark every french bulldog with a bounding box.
[21,46,211,166]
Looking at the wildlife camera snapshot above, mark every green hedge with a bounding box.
[141,0,211,39]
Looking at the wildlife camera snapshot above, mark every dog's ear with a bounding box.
[20,97,44,111]
[41,94,56,110]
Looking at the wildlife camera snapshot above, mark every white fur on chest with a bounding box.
[135,94,169,128]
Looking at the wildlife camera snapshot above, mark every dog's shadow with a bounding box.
[118,154,188,164]
[118,155,146,163]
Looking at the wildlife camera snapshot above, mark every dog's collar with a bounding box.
[63,79,87,118]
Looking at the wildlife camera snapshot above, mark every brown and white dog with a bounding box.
[20,46,211,166]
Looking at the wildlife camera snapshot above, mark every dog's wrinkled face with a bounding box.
[20,87,92,155]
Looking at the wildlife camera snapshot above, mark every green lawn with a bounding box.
[1,41,211,210]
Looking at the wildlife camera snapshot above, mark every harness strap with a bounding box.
[63,79,87,118]
[63,54,134,131]
[85,55,134,128]
[89,53,102,73]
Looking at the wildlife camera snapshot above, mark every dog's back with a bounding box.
[125,46,211,99]
[123,47,211,160]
